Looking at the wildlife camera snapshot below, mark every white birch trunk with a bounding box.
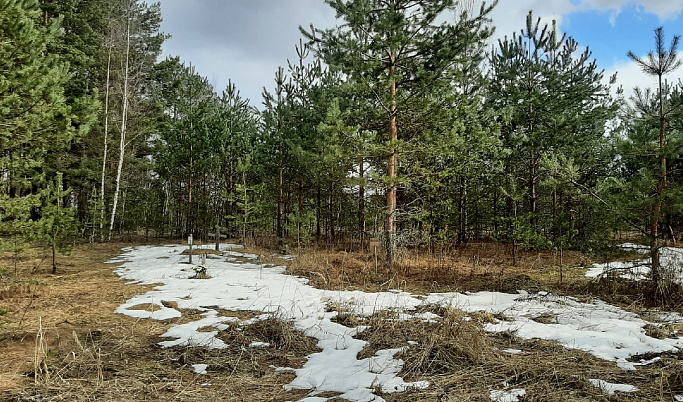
[100,40,113,241]
[108,9,131,241]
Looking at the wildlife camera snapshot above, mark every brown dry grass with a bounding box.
[283,241,683,310]
[0,241,316,401]
[284,242,592,295]
[346,305,683,401]
[280,242,683,400]
[1,239,682,401]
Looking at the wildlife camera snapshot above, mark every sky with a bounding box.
[156,0,683,108]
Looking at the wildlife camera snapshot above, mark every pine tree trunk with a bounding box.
[329,181,335,241]
[386,52,398,266]
[650,74,668,284]
[242,170,248,243]
[458,176,466,244]
[298,177,304,246]
[530,151,537,228]
[651,237,661,281]
[316,184,321,240]
[277,132,283,240]
[359,158,365,249]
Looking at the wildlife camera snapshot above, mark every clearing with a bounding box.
[2,241,683,401]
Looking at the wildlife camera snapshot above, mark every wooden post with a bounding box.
[188,234,193,264]
[215,225,220,251]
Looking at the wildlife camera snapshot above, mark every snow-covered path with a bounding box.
[110,244,683,401]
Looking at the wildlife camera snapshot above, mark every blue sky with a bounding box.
[489,0,683,98]
[157,0,683,106]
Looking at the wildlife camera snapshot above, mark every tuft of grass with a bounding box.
[345,304,683,401]
[284,242,592,296]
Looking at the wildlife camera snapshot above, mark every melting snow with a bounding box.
[589,379,639,395]
[111,244,683,401]
[192,364,208,375]
[586,245,683,282]
[489,388,526,401]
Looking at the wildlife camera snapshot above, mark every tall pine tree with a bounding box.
[304,0,495,264]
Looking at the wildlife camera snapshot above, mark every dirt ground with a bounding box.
[1,240,682,401]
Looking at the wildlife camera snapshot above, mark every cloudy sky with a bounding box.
[156,0,683,108]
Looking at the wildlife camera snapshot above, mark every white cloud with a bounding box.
[488,0,683,39]
[579,0,683,20]
[604,57,660,101]
[489,1,575,41]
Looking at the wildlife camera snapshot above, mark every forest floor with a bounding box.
[1,239,683,401]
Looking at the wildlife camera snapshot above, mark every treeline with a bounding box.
[1,0,682,270]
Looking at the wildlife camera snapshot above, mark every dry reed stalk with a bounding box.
[33,317,49,385]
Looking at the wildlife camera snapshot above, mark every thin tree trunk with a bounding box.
[188,141,193,236]
[458,176,466,244]
[650,73,668,283]
[553,190,558,242]
[386,51,398,265]
[242,170,248,243]
[100,40,113,242]
[278,142,284,239]
[329,181,335,241]
[316,184,321,240]
[108,10,131,241]
[359,158,366,248]
[530,152,537,228]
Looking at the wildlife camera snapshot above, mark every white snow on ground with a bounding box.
[424,290,683,370]
[589,379,639,395]
[192,364,208,375]
[586,245,683,283]
[489,388,526,402]
[111,244,683,401]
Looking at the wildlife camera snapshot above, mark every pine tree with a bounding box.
[488,11,618,250]
[626,27,682,284]
[0,0,92,254]
[304,0,496,264]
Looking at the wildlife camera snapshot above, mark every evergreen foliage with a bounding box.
[487,11,619,251]
[0,0,96,263]
[1,0,681,289]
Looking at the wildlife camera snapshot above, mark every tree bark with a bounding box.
[108,10,130,241]
[650,74,668,282]
[359,157,366,248]
[100,40,113,242]
[386,52,398,265]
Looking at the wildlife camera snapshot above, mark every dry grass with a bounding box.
[2,239,683,401]
[346,305,683,401]
[284,241,592,295]
[281,242,683,400]
[0,241,315,401]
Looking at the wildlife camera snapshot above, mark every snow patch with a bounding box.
[112,244,683,401]
[192,364,208,375]
[589,378,639,395]
[489,388,526,401]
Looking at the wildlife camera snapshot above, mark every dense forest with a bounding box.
[1,0,682,274]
